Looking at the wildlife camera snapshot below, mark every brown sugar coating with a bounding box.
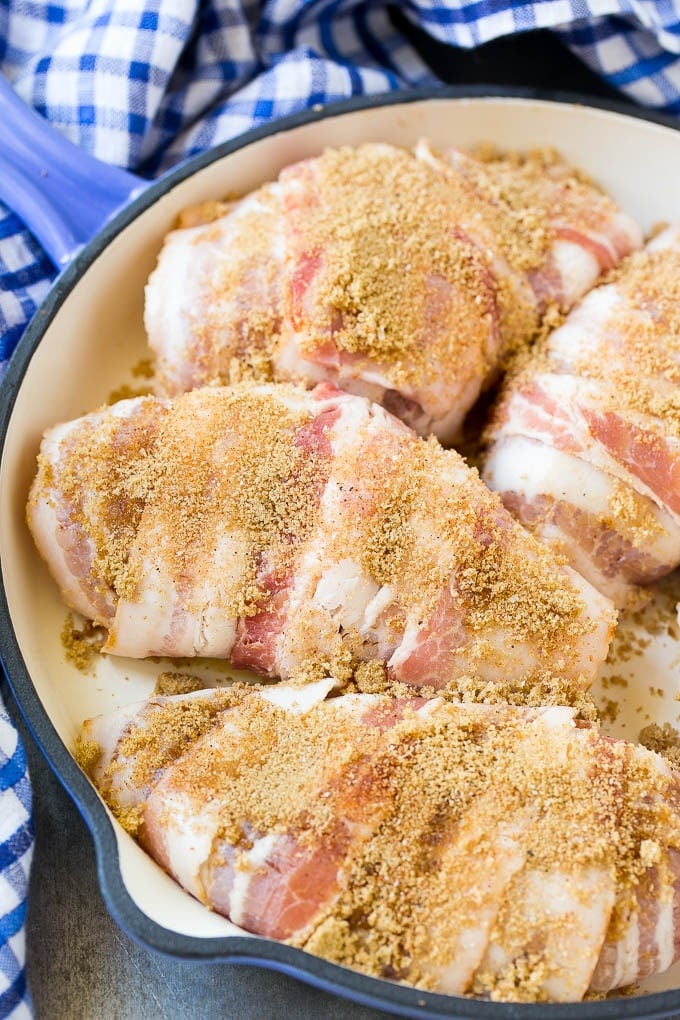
[116,386,325,615]
[448,144,558,274]
[472,146,609,231]
[38,386,325,618]
[297,146,500,379]
[198,199,282,384]
[177,185,283,390]
[602,480,666,548]
[29,397,166,622]
[338,432,591,655]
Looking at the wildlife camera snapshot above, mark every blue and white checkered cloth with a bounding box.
[2,1,680,1015]
[0,705,32,1020]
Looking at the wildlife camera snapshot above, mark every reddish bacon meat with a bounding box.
[484,225,680,607]
[79,682,680,1002]
[28,382,614,694]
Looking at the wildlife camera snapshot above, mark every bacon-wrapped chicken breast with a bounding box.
[145,143,641,442]
[78,680,680,1003]
[28,382,615,694]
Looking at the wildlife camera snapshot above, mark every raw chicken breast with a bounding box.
[484,225,680,607]
[28,382,615,695]
[78,682,680,1002]
[146,142,640,442]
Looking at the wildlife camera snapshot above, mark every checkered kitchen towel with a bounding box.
[2,0,680,1015]
[0,701,32,1020]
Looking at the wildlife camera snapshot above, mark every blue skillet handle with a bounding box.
[0,75,147,268]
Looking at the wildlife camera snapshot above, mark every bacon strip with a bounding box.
[429,143,642,313]
[486,435,678,606]
[145,184,285,394]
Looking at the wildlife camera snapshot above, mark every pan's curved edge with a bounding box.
[2,85,680,1020]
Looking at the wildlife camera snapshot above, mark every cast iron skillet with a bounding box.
[1,84,680,1020]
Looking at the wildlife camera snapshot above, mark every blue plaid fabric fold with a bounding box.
[1,1,680,1016]
[0,707,32,1020]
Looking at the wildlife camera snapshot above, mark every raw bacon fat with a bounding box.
[28,382,615,694]
[431,143,642,312]
[145,142,640,442]
[78,682,680,1002]
[484,225,680,607]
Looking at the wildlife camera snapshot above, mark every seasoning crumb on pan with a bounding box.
[106,382,154,403]
[61,613,106,671]
[154,672,208,696]
[639,721,680,769]
[599,698,620,724]
[131,358,154,380]
[600,673,628,690]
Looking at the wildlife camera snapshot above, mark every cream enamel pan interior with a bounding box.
[2,91,680,1018]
